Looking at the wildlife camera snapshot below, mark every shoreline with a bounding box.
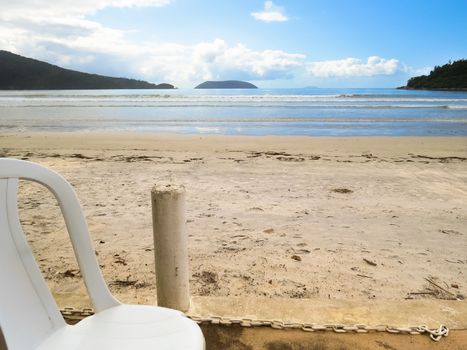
[2,132,466,308]
[2,131,466,153]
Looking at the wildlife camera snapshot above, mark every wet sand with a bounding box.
[1,132,466,308]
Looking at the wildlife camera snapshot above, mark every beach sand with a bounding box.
[1,133,466,309]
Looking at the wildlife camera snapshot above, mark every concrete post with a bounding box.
[151,184,190,312]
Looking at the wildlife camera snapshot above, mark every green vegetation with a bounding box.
[0,50,174,90]
[401,59,467,90]
[195,80,258,89]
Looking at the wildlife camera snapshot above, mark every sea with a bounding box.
[0,88,466,136]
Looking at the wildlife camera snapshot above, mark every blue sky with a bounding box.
[1,0,466,88]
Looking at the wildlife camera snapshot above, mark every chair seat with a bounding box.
[36,305,204,350]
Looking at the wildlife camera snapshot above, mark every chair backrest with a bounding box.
[0,158,119,350]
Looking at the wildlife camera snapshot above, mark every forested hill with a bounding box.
[0,50,174,90]
[400,59,467,90]
[195,80,258,89]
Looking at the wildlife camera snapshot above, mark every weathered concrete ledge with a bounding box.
[188,297,467,349]
[189,296,467,329]
[198,325,467,350]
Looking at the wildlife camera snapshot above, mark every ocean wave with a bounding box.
[126,118,467,123]
[4,117,465,124]
[2,93,467,103]
[2,103,466,109]
[3,92,467,115]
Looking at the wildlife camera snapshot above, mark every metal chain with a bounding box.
[188,315,449,341]
[60,308,449,342]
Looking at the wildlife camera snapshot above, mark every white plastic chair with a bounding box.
[0,158,205,350]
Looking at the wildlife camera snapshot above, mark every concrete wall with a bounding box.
[200,324,467,350]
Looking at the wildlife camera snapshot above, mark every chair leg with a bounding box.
[0,327,7,350]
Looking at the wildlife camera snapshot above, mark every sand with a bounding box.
[0,133,466,309]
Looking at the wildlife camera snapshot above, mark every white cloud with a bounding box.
[307,56,400,77]
[137,39,305,83]
[0,0,171,20]
[0,0,171,66]
[251,1,288,23]
[197,39,305,77]
[402,64,432,76]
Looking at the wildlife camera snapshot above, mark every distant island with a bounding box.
[195,80,258,89]
[399,59,467,91]
[0,50,175,90]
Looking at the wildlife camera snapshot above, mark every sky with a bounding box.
[1,0,466,88]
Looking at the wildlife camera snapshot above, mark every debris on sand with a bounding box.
[332,188,353,194]
[363,258,377,266]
